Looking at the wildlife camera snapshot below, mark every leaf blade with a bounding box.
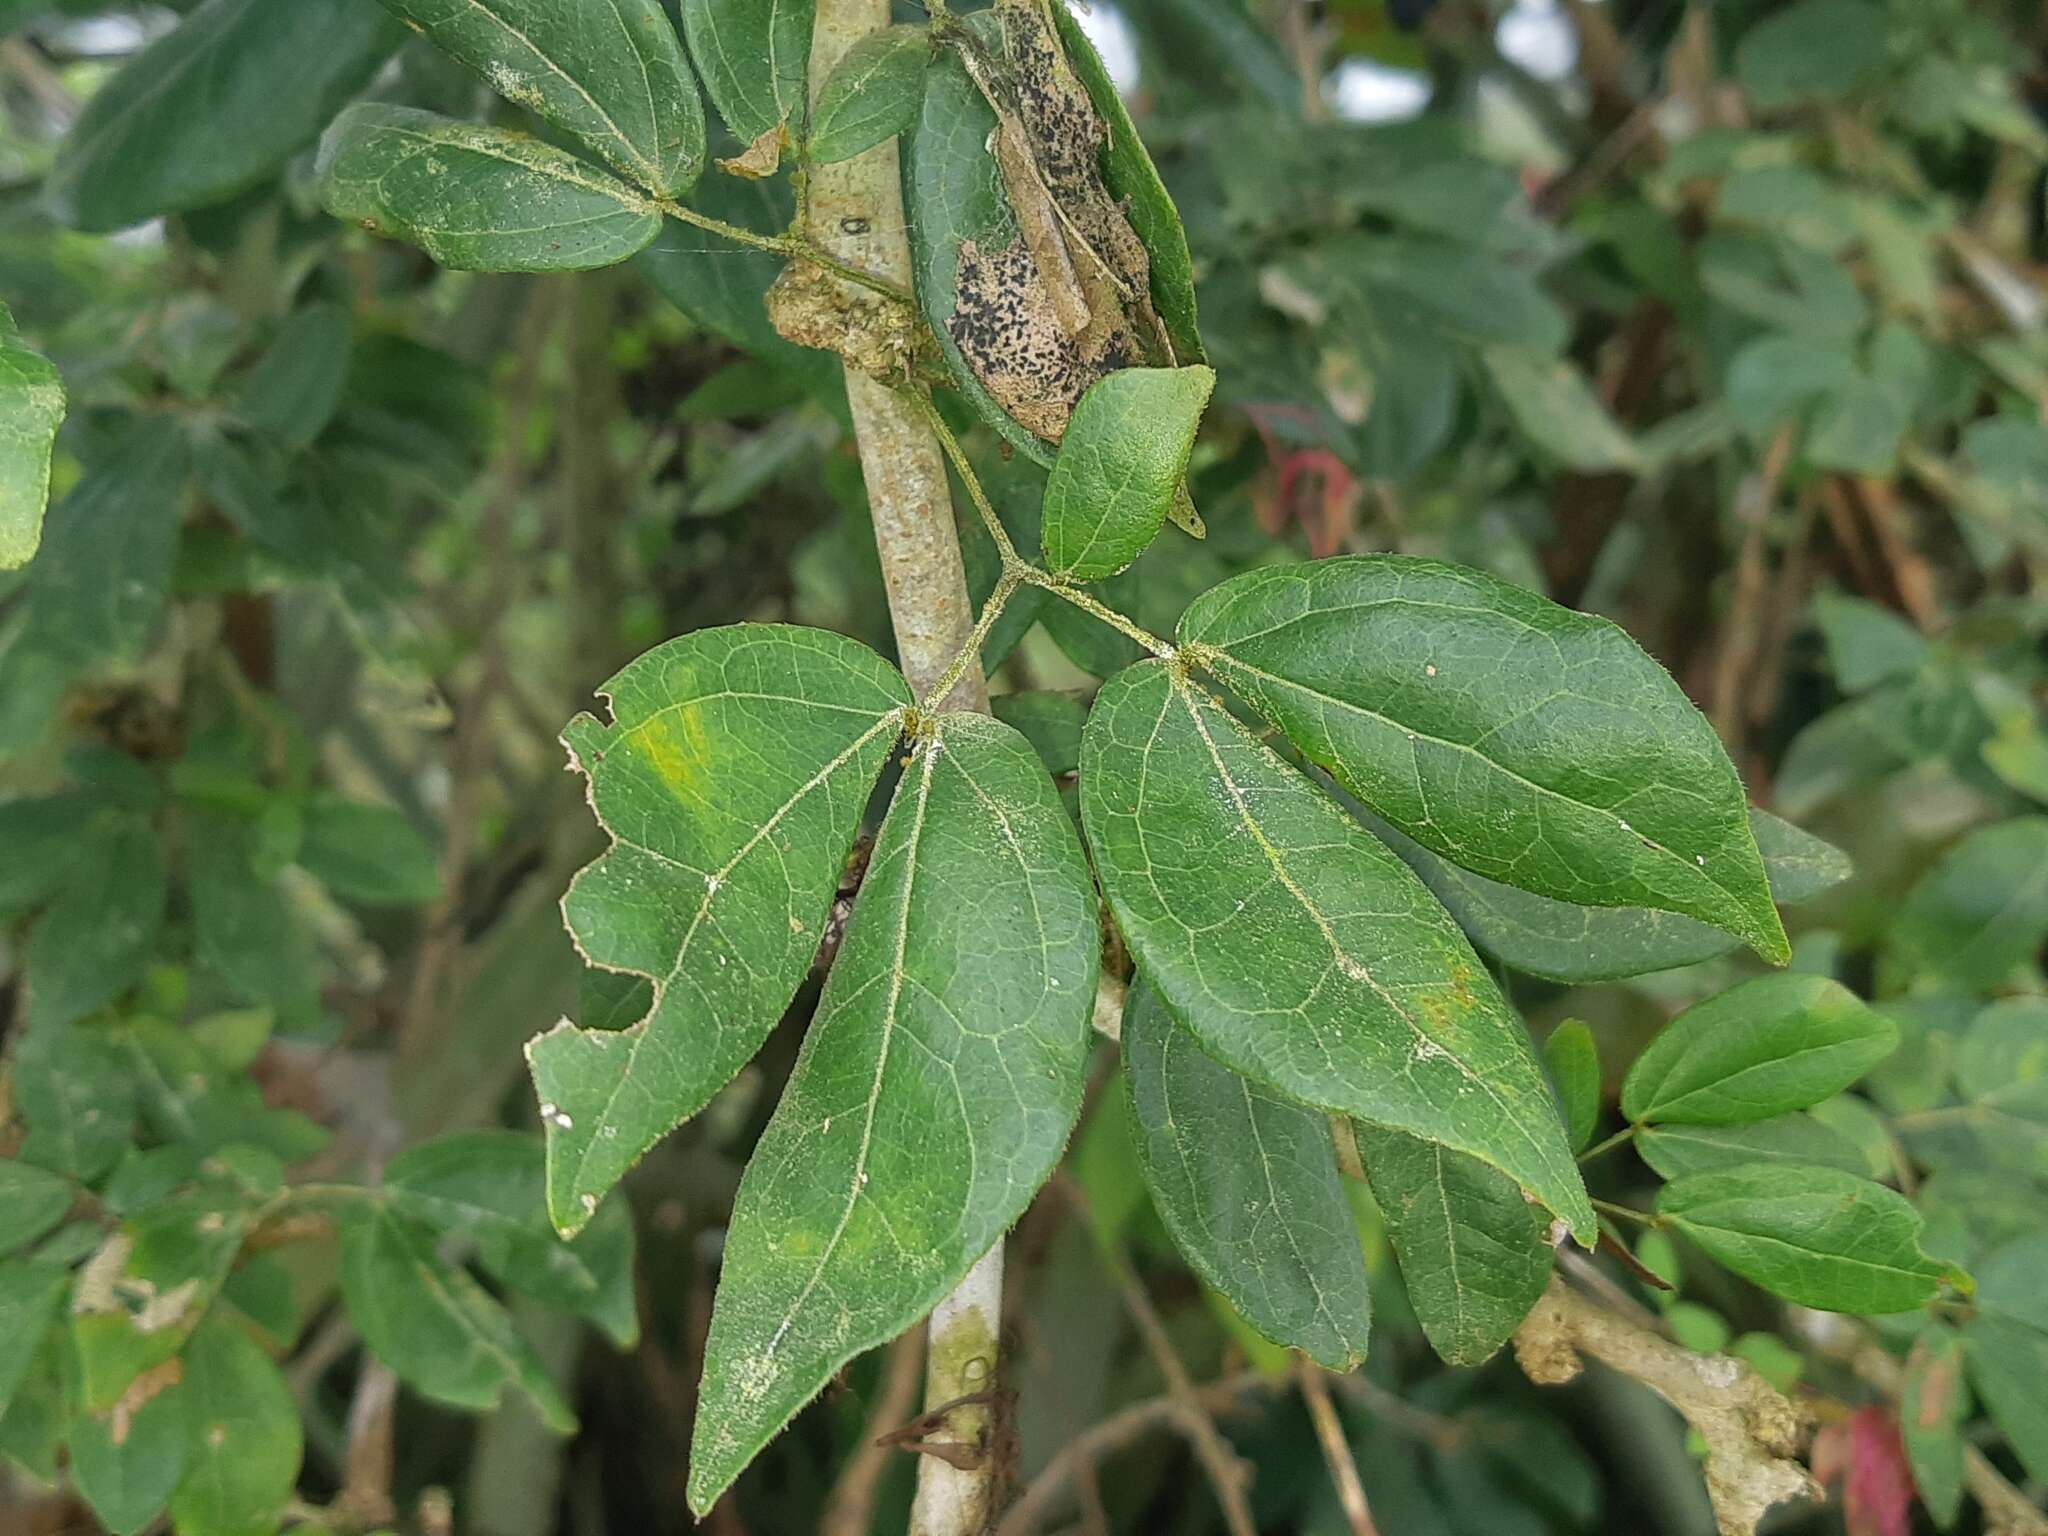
[1042,366,1215,580]
[689,712,1096,1511]
[1080,660,1593,1239]
[528,624,910,1235]
[1179,557,1788,962]
[0,304,64,570]
[679,0,813,147]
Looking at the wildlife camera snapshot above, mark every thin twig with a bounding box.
[992,1373,1275,1536]
[1059,1178,1257,1536]
[1018,567,1174,657]
[652,197,913,307]
[1297,1359,1377,1536]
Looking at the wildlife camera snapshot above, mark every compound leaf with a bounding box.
[1123,983,1371,1371]
[319,105,662,274]
[528,625,909,1236]
[1179,557,1788,963]
[690,712,1095,1512]
[374,0,703,194]
[1081,661,1593,1240]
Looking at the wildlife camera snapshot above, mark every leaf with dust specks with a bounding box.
[689,712,1095,1512]
[1356,1121,1555,1366]
[319,105,663,274]
[1123,983,1371,1370]
[1080,660,1594,1241]
[529,624,910,1236]
[1179,557,1788,963]
[374,0,703,195]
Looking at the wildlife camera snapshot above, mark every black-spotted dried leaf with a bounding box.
[679,0,812,147]
[1080,661,1593,1239]
[375,0,703,195]
[1048,0,1204,364]
[1179,558,1788,963]
[1368,808,1847,983]
[690,712,1095,1512]
[340,1205,576,1431]
[69,1374,187,1536]
[319,106,663,274]
[809,25,931,164]
[1042,366,1215,580]
[528,625,910,1236]
[48,0,402,231]
[0,302,64,569]
[1122,984,1371,1371]
[1902,1325,1969,1527]
[1356,1122,1554,1366]
[166,1314,301,1536]
[1889,817,2048,990]
[1542,1020,1600,1152]
[1656,1165,1954,1314]
[383,1130,637,1348]
[1621,974,1896,1126]
[1637,1114,1870,1180]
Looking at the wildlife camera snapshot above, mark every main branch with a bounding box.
[796,3,1000,1531]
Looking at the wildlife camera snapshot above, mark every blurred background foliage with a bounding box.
[2,0,2047,1533]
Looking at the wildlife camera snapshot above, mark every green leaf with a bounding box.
[1482,347,1642,473]
[0,794,95,916]
[383,1130,638,1348]
[1726,334,1854,439]
[1122,983,1371,1371]
[1890,818,2048,989]
[48,0,401,231]
[73,1191,250,1411]
[70,1376,189,1536]
[1048,0,1205,365]
[529,625,910,1236]
[188,809,321,1031]
[1542,1021,1600,1153]
[1080,661,1593,1239]
[0,1325,68,1478]
[296,794,440,907]
[1735,0,1888,110]
[1656,1165,1954,1314]
[1975,1233,2048,1333]
[231,303,352,451]
[339,1205,577,1432]
[11,1026,137,1182]
[679,0,812,147]
[1041,366,1215,580]
[24,814,167,1030]
[0,1162,74,1259]
[1955,997,2048,1107]
[318,105,663,274]
[1355,1123,1555,1367]
[0,302,64,570]
[991,690,1087,778]
[809,25,931,164]
[1637,1114,1870,1180]
[690,712,1095,1512]
[373,0,703,194]
[1963,1315,2048,1484]
[1621,974,1895,1127]
[0,1262,68,1416]
[1179,557,1788,963]
[1900,1326,1968,1528]
[167,1314,301,1536]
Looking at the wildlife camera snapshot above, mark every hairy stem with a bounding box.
[652,197,913,307]
[800,2,1000,1531]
